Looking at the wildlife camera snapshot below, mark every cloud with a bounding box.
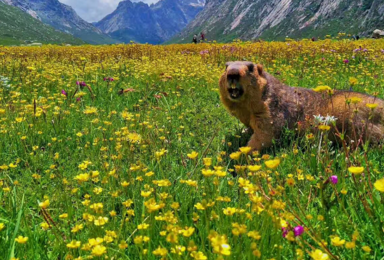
[59,0,159,23]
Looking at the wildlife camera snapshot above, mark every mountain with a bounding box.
[171,0,384,43]
[1,0,117,45]
[0,1,84,45]
[95,0,205,44]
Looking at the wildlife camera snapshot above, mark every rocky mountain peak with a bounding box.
[95,0,205,44]
[172,0,384,43]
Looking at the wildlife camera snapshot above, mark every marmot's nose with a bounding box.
[227,68,240,83]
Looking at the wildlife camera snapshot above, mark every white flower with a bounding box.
[324,115,338,125]
[313,114,337,125]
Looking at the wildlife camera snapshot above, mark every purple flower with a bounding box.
[294,226,304,237]
[61,89,67,96]
[343,59,349,64]
[76,97,81,102]
[330,175,338,184]
[103,77,114,82]
[200,50,209,55]
[76,81,87,87]
[381,49,384,53]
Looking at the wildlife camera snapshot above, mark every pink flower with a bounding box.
[76,81,87,87]
[343,59,349,64]
[61,89,67,96]
[282,227,288,238]
[330,175,338,184]
[103,77,114,82]
[294,226,304,236]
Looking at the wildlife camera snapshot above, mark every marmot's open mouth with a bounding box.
[228,87,244,100]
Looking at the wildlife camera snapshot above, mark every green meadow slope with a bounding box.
[0,1,84,45]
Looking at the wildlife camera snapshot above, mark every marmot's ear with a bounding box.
[256,64,264,76]
[225,62,232,70]
[244,62,254,72]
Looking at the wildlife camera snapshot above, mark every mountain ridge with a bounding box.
[0,1,84,45]
[1,0,117,44]
[95,0,205,44]
[171,0,384,43]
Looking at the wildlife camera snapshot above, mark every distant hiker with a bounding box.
[192,34,198,44]
[311,37,316,42]
[200,32,205,42]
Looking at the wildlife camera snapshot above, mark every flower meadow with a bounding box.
[1,39,384,260]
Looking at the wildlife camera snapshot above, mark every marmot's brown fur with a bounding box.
[219,61,384,151]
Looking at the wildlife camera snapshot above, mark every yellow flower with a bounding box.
[191,251,207,260]
[349,97,362,104]
[265,159,280,169]
[15,236,28,244]
[318,125,331,131]
[0,223,4,231]
[239,146,252,154]
[94,217,109,226]
[229,151,242,160]
[153,247,168,256]
[247,231,261,240]
[366,103,378,109]
[362,246,371,253]
[194,203,206,210]
[92,245,107,256]
[88,237,104,246]
[203,157,212,167]
[180,227,195,237]
[210,234,231,256]
[153,179,172,187]
[331,236,346,247]
[348,166,364,175]
[187,151,199,159]
[349,77,358,86]
[59,213,68,219]
[40,222,50,230]
[138,223,149,230]
[39,199,50,209]
[247,165,262,172]
[345,241,356,249]
[202,169,215,177]
[119,241,128,249]
[83,106,98,115]
[313,86,333,94]
[223,207,237,216]
[374,178,384,192]
[66,240,81,249]
[309,249,329,260]
[71,224,84,233]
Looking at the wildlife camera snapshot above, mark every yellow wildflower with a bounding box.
[265,159,280,169]
[374,178,384,192]
[348,166,364,175]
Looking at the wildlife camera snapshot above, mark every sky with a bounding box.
[59,0,159,23]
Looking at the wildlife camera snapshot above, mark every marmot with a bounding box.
[219,61,384,151]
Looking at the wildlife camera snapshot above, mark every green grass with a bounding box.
[0,40,384,259]
[0,2,84,46]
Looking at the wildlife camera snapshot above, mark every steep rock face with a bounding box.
[1,0,116,44]
[96,1,163,44]
[95,0,205,44]
[172,0,384,43]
